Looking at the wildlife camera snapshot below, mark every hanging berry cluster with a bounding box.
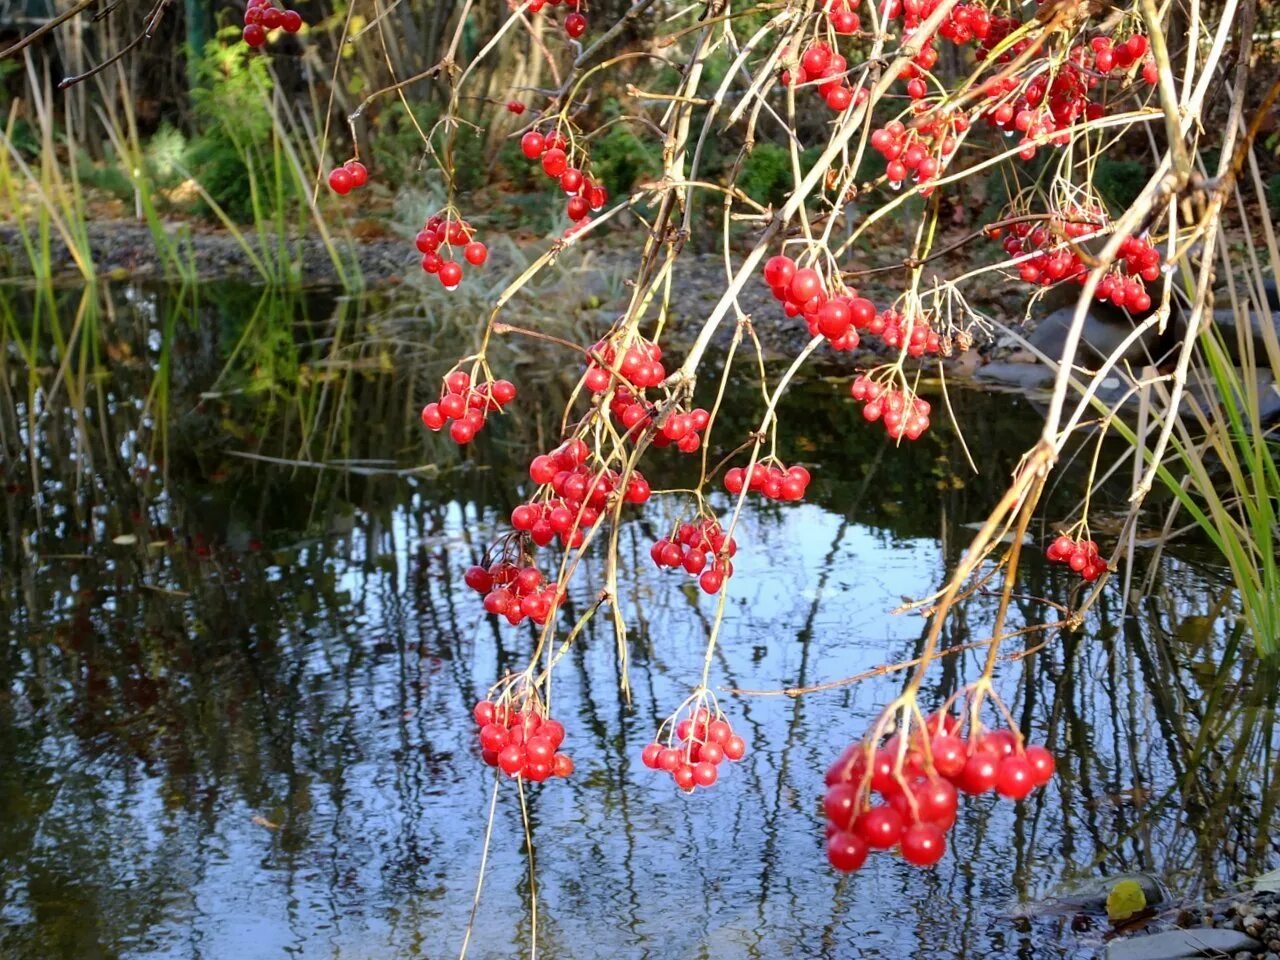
[650,518,737,594]
[762,255,874,352]
[585,338,665,392]
[326,160,368,196]
[724,461,811,501]
[515,440,652,547]
[782,42,867,113]
[474,699,575,781]
[823,0,861,33]
[870,119,957,192]
[242,0,302,47]
[420,371,516,445]
[850,377,932,440]
[519,130,608,225]
[823,712,1056,872]
[465,552,561,625]
[641,706,747,791]
[415,214,489,291]
[1045,535,1106,581]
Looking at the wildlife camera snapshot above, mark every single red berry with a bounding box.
[464,241,488,266]
[692,761,718,787]
[507,100,526,114]
[723,734,746,761]
[641,743,663,768]
[438,261,463,290]
[958,753,999,794]
[827,831,869,872]
[564,11,587,37]
[1025,744,1056,786]
[900,822,947,866]
[521,131,546,159]
[280,9,302,31]
[857,805,904,849]
[824,782,861,831]
[996,755,1036,800]
[473,700,496,725]
[328,167,354,195]
[343,160,368,187]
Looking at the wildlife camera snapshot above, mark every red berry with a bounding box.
[958,753,999,794]
[473,700,496,725]
[507,100,526,114]
[438,261,463,290]
[692,761,718,787]
[344,160,368,187]
[464,241,488,266]
[280,9,302,31]
[827,831,869,872]
[641,743,663,768]
[521,131,546,159]
[900,822,947,866]
[996,755,1036,800]
[553,754,574,777]
[857,805,904,849]
[542,148,568,178]
[1025,745,1056,786]
[328,167,354,195]
[824,782,861,831]
[723,734,746,760]
[564,11,586,37]
[498,745,525,775]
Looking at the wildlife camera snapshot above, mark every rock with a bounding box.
[973,361,1058,392]
[1025,873,1168,916]
[1027,306,1174,365]
[1105,929,1262,960]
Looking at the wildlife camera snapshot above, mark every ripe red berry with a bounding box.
[344,160,368,187]
[438,261,463,290]
[473,700,496,725]
[280,9,302,31]
[824,782,861,831]
[958,753,999,794]
[827,831,869,872]
[542,147,568,178]
[328,167,353,195]
[564,11,587,37]
[857,805,904,849]
[723,734,746,760]
[641,743,663,768]
[507,100,526,114]
[995,754,1036,800]
[464,241,488,266]
[900,822,947,866]
[520,131,546,159]
[1025,745,1056,786]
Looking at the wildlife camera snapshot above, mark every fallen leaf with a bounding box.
[1247,867,1280,893]
[1106,879,1147,922]
[251,815,280,830]
[112,534,138,545]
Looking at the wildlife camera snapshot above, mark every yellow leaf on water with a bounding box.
[1106,879,1147,922]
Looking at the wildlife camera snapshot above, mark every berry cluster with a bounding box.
[420,371,517,445]
[781,42,867,113]
[650,518,737,594]
[514,0,586,38]
[1096,235,1160,312]
[641,707,747,790]
[242,0,302,46]
[878,309,942,356]
[823,0,861,33]
[519,130,609,224]
[466,558,560,625]
[506,100,526,114]
[1045,534,1106,581]
[415,214,489,291]
[1091,33,1156,83]
[849,377,932,440]
[824,714,1056,872]
[326,160,368,196]
[585,338,665,392]
[762,255,874,352]
[870,120,944,190]
[474,700,574,781]
[724,461,811,501]
[516,440,651,547]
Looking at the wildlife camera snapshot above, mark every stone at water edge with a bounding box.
[1104,928,1262,960]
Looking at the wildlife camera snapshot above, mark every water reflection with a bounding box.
[1,282,1275,959]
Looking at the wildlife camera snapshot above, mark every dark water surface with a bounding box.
[1,283,1275,959]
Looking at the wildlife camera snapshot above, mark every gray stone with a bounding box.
[1106,928,1262,960]
[973,360,1058,392]
[1027,306,1172,365]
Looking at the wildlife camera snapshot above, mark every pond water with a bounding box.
[1,283,1275,959]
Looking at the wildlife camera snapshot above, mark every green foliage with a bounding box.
[1093,157,1146,210]
[737,143,792,207]
[590,126,662,199]
[183,30,295,222]
[144,124,189,190]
